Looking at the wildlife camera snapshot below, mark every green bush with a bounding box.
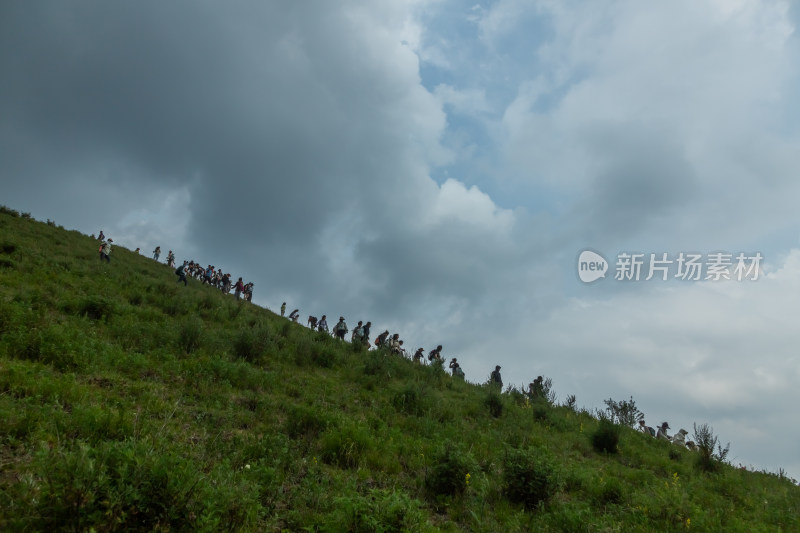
[233,326,272,363]
[503,447,557,510]
[392,384,426,416]
[23,441,209,532]
[590,420,620,454]
[693,422,730,473]
[484,389,503,418]
[325,489,429,533]
[285,405,331,440]
[177,318,203,354]
[319,423,371,468]
[593,477,624,506]
[425,443,476,499]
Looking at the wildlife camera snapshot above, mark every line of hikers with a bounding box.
[93,232,520,387]
[93,232,254,302]
[278,305,472,379]
[639,420,699,451]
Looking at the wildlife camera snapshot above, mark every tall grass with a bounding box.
[0,207,798,532]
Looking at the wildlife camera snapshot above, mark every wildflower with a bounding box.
[465,473,471,486]
[244,464,250,470]
[686,517,691,529]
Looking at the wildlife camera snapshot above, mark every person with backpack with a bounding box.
[333,317,348,340]
[388,333,402,354]
[99,238,112,263]
[153,246,161,261]
[233,277,245,299]
[449,358,465,379]
[281,302,287,317]
[428,345,442,361]
[375,330,389,348]
[167,250,175,268]
[175,260,189,286]
[289,309,300,322]
[638,420,656,437]
[317,315,329,333]
[413,348,424,364]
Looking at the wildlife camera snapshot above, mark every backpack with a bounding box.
[455,366,465,377]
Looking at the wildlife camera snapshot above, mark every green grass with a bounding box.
[0,208,799,532]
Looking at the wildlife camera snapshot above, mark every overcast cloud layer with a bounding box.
[2,0,800,479]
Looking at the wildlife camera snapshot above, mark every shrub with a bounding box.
[392,384,426,416]
[591,420,620,454]
[0,205,20,217]
[177,318,203,354]
[602,396,643,428]
[533,404,550,423]
[503,447,557,510]
[326,489,429,533]
[61,296,115,321]
[484,389,504,418]
[593,477,624,506]
[285,405,330,440]
[319,423,371,468]
[564,394,577,410]
[693,422,730,473]
[24,441,209,532]
[362,350,389,376]
[232,326,271,363]
[425,443,476,499]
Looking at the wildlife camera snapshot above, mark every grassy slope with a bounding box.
[0,209,798,532]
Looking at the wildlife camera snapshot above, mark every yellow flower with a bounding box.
[465,473,471,486]
[686,517,691,529]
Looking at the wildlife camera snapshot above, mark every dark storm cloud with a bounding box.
[0,1,447,283]
[567,126,697,246]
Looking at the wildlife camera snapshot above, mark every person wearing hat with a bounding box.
[672,428,689,446]
[99,238,113,263]
[490,365,503,389]
[334,316,348,340]
[656,422,671,441]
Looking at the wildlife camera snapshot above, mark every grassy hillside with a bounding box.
[0,207,798,532]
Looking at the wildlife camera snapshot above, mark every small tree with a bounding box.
[563,394,577,410]
[603,396,644,428]
[693,422,730,473]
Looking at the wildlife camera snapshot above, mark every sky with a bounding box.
[2,0,799,480]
